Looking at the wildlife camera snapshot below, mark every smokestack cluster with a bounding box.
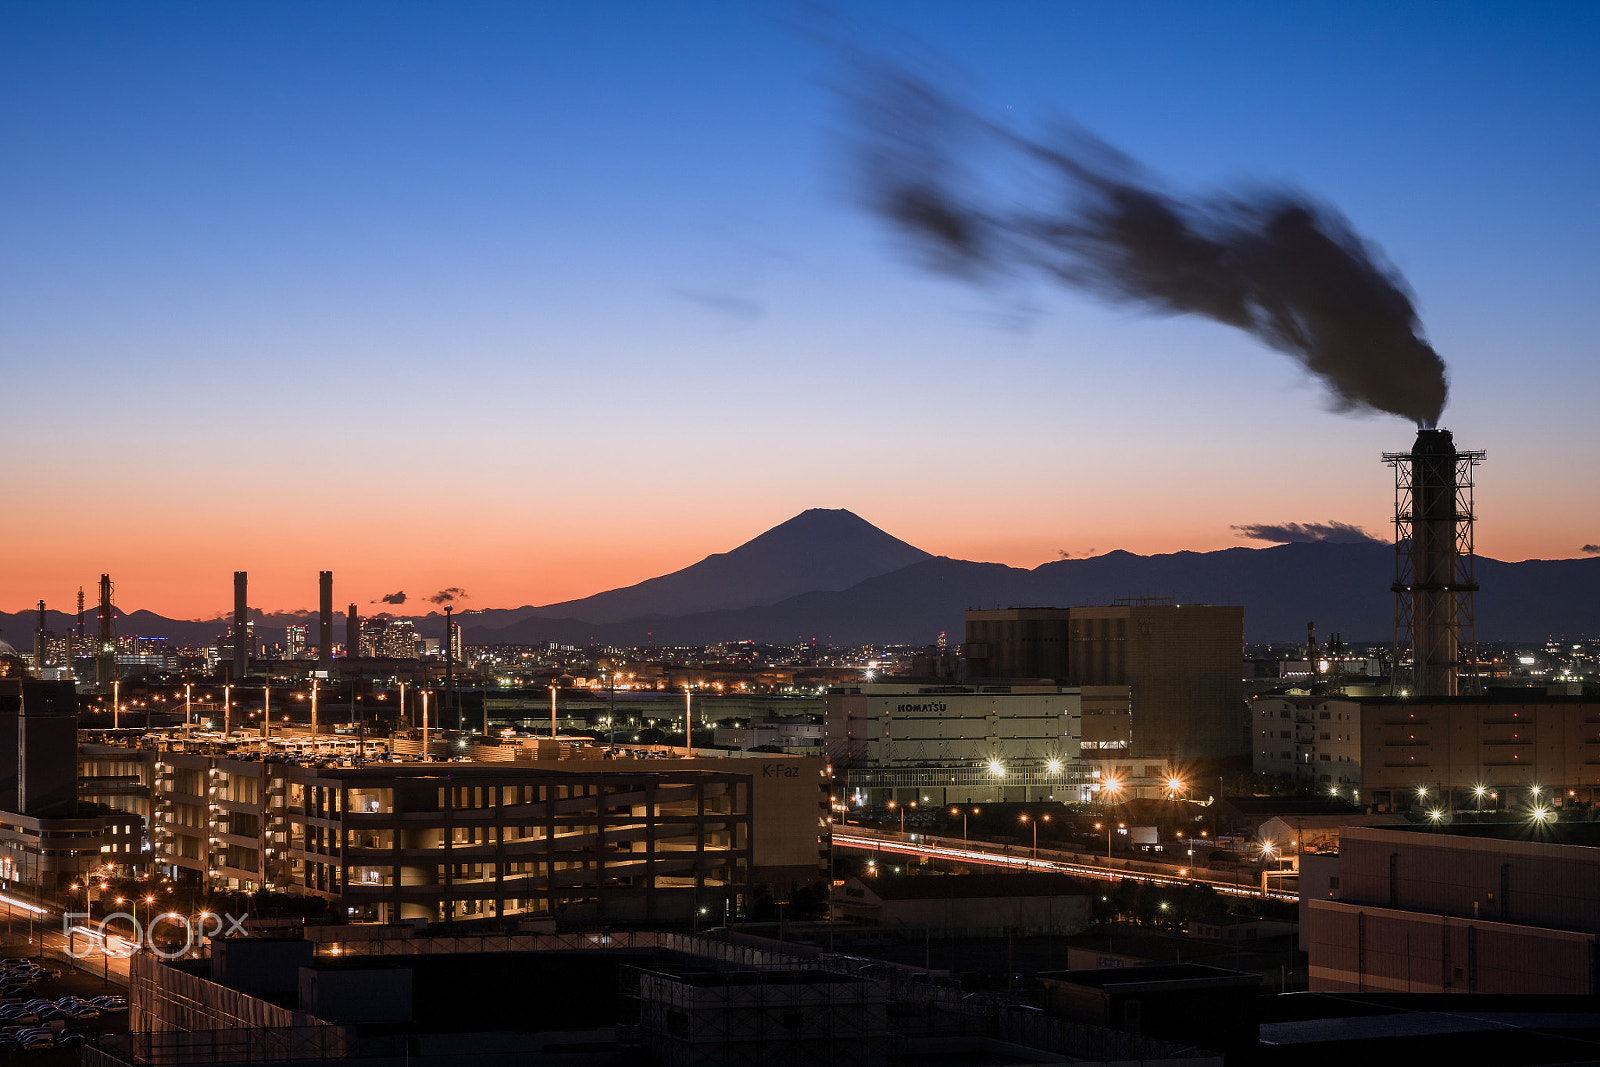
[850,69,1449,426]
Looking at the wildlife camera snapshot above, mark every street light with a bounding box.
[950,807,978,841]
[1020,812,1051,857]
[889,801,916,835]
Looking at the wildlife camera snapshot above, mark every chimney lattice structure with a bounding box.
[1384,429,1485,698]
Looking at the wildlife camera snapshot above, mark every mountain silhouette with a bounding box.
[518,508,932,625]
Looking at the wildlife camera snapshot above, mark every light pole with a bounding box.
[1103,778,1123,861]
[683,684,692,753]
[1020,812,1051,858]
[950,806,977,841]
[550,683,559,739]
[889,801,917,835]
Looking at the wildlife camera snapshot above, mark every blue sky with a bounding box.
[3,1,1597,616]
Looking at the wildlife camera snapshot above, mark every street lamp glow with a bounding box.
[1427,809,1444,822]
[1167,777,1183,793]
[1047,759,1061,775]
[988,759,1004,777]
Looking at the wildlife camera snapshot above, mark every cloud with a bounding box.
[1584,544,1600,554]
[1232,521,1385,545]
[429,587,469,605]
[672,288,764,321]
[377,591,407,605]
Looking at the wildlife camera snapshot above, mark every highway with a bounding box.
[2,890,135,985]
[831,827,1297,902]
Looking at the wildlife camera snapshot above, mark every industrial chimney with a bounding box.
[346,604,360,659]
[32,601,46,675]
[96,574,116,688]
[232,571,249,680]
[1384,429,1485,697]
[318,571,334,672]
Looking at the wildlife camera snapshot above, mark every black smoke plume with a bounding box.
[429,588,469,605]
[378,591,407,605]
[1233,521,1385,545]
[850,69,1449,426]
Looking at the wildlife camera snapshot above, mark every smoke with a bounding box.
[429,588,469,605]
[1583,544,1600,555]
[377,591,407,605]
[1232,521,1385,545]
[849,68,1449,426]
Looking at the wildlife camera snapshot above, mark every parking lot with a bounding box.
[0,938,128,1065]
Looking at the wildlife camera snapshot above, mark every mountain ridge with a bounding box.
[3,509,1597,648]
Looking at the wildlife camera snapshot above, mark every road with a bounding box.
[2,890,134,985]
[832,827,1297,901]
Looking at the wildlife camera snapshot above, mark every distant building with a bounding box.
[285,625,307,658]
[965,602,1246,761]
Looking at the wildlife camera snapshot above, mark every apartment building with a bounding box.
[1251,696,1362,798]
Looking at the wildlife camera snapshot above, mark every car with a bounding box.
[2,1012,39,1026]
[66,1006,99,1020]
[17,1031,54,1049]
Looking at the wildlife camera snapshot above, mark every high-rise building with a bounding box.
[284,625,307,658]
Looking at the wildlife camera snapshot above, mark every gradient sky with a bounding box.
[4,2,1597,620]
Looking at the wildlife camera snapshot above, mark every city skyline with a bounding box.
[5,3,1597,619]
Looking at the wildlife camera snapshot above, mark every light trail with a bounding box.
[832,832,1295,901]
[0,892,49,915]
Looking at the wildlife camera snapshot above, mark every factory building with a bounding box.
[1307,823,1600,994]
[824,683,1087,807]
[965,601,1246,761]
[81,742,827,926]
[1358,695,1600,812]
[0,680,143,886]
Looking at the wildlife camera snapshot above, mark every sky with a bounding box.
[3,1,1597,620]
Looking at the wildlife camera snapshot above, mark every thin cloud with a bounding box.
[429,587,469,605]
[1583,544,1600,554]
[672,288,764,321]
[377,591,407,605]
[1232,521,1384,545]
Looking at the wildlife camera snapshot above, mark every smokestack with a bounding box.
[346,604,359,660]
[233,571,249,680]
[1386,429,1485,697]
[96,574,116,689]
[318,571,334,671]
[33,600,46,678]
